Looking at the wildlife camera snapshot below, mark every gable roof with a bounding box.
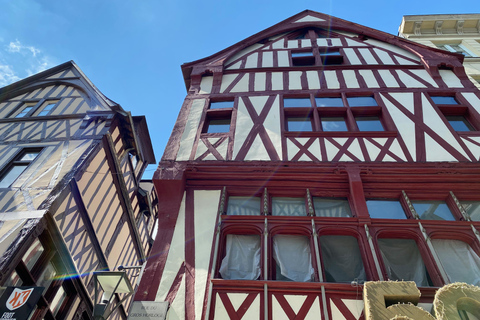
[181,10,465,90]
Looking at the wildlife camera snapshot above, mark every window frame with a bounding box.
[201,99,235,135]
[430,94,480,133]
[8,99,59,118]
[0,148,43,188]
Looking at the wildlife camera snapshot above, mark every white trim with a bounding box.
[0,210,45,220]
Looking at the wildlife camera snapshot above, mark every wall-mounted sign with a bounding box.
[0,287,44,320]
[128,301,169,320]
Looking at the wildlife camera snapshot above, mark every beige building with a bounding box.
[0,61,156,319]
[399,14,480,88]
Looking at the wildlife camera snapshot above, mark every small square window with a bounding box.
[227,196,261,215]
[356,116,384,131]
[13,104,36,118]
[446,115,475,131]
[366,199,406,219]
[292,51,315,66]
[321,117,348,132]
[287,117,313,132]
[205,119,230,133]
[272,197,306,216]
[319,48,343,65]
[36,101,58,116]
[431,96,458,105]
[315,97,344,107]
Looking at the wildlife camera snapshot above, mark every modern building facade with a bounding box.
[137,10,480,320]
[398,14,480,89]
[0,61,156,320]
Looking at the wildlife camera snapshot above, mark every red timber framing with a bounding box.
[138,9,480,320]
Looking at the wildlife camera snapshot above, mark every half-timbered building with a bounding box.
[137,10,480,320]
[0,61,156,319]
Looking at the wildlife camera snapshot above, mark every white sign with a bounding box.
[128,301,169,320]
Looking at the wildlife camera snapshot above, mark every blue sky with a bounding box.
[0,0,478,178]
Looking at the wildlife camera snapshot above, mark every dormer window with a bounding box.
[291,51,315,66]
[319,48,343,65]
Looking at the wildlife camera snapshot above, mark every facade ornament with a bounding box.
[414,21,422,36]
[456,20,465,35]
[435,20,443,35]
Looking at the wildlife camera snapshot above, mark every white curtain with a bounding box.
[273,235,314,282]
[378,238,429,287]
[431,239,480,286]
[227,197,261,215]
[219,235,261,280]
[320,235,366,283]
[272,198,307,216]
[313,198,351,217]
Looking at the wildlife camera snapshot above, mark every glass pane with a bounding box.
[38,103,57,116]
[272,197,306,216]
[320,51,341,56]
[356,117,384,131]
[460,201,480,221]
[37,262,58,293]
[292,52,313,57]
[227,196,261,215]
[287,117,312,132]
[320,235,366,283]
[284,98,311,108]
[210,101,234,109]
[273,235,314,282]
[0,164,28,188]
[367,200,406,219]
[431,96,458,104]
[313,198,352,217]
[3,270,21,287]
[315,97,344,107]
[378,239,431,287]
[322,117,348,131]
[412,201,455,221]
[347,96,378,106]
[20,151,40,161]
[50,285,66,315]
[15,106,34,118]
[446,116,474,131]
[206,119,230,133]
[23,239,45,270]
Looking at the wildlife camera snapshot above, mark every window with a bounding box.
[411,200,456,221]
[319,48,343,65]
[431,239,480,285]
[0,149,41,188]
[319,235,366,283]
[273,235,314,282]
[284,94,388,133]
[437,44,476,57]
[291,48,344,67]
[227,196,261,215]
[202,100,233,134]
[272,197,307,216]
[367,199,407,219]
[219,234,261,280]
[9,100,58,118]
[460,201,480,221]
[431,95,478,132]
[377,238,432,287]
[292,51,315,66]
[313,198,352,217]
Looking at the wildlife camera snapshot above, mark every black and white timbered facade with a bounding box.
[0,61,157,320]
[138,10,480,320]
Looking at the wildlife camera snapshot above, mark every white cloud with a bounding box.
[0,64,21,87]
[7,40,40,57]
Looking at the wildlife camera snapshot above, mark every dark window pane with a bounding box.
[320,235,366,283]
[206,119,230,133]
[367,200,406,219]
[315,97,344,107]
[287,117,312,132]
[284,98,311,108]
[347,96,378,107]
[0,164,29,188]
[321,117,348,131]
[313,198,352,217]
[460,201,480,221]
[412,201,455,221]
[210,101,234,109]
[356,117,384,131]
[446,116,474,131]
[227,196,261,215]
[431,96,458,105]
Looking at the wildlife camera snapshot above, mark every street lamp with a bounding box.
[93,271,134,320]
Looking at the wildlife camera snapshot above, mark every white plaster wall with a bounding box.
[343,48,362,65]
[289,72,302,90]
[262,52,274,68]
[277,51,290,67]
[194,190,221,320]
[271,72,284,91]
[359,70,379,88]
[325,71,340,89]
[306,71,321,89]
[225,44,263,66]
[245,53,258,68]
[231,74,249,93]
[255,73,266,92]
[439,70,463,88]
[233,98,255,159]
[199,76,213,94]
[343,70,360,88]
[220,74,238,93]
[365,39,421,61]
[176,99,205,161]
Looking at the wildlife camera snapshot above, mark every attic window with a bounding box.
[292,51,315,66]
[203,100,234,134]
[319,48,343,65]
